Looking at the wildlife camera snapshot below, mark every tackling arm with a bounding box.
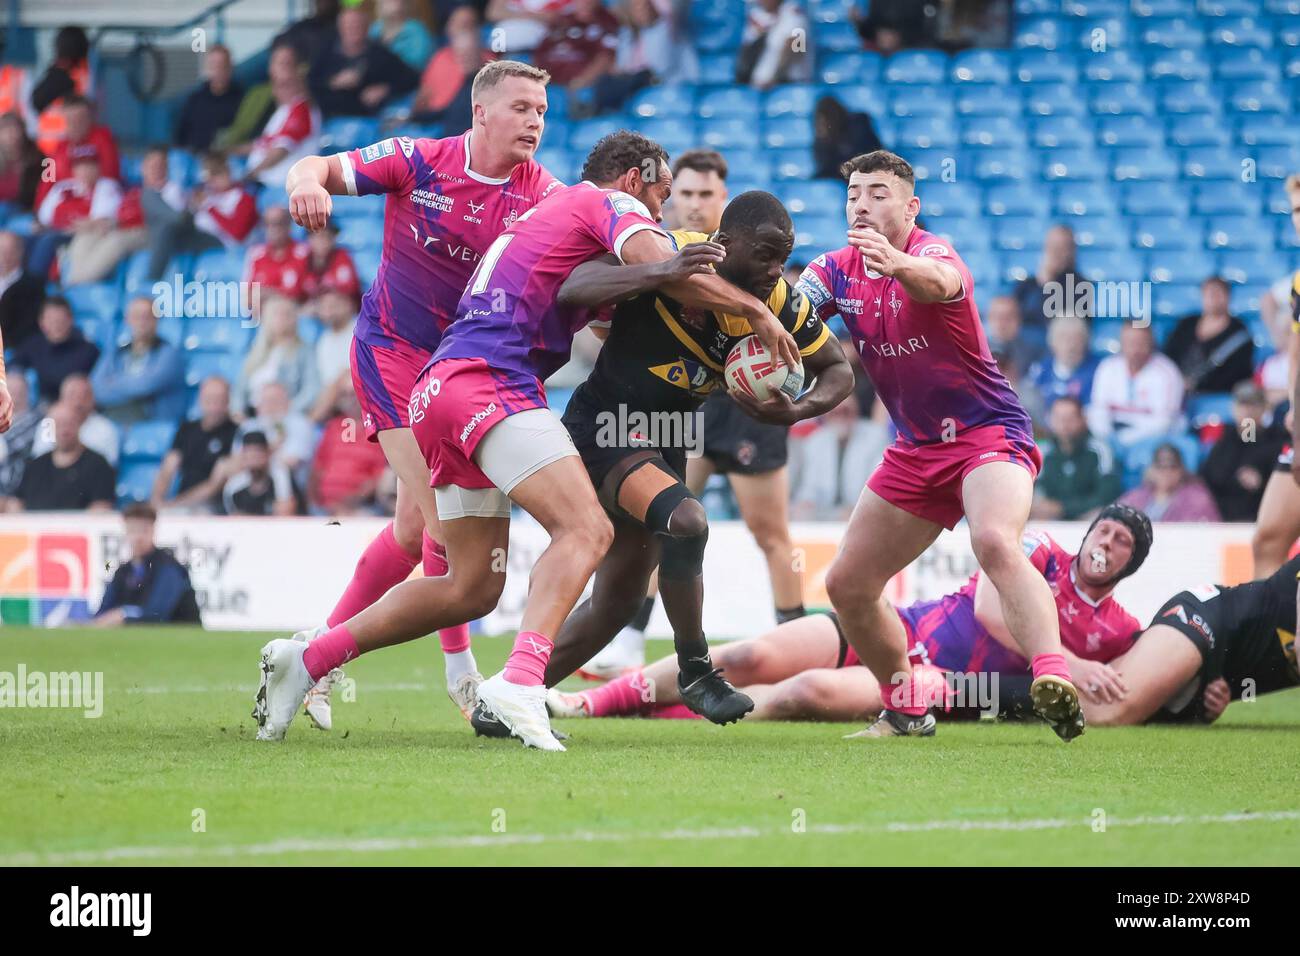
[286,155,349,232]
[557,242,726,309]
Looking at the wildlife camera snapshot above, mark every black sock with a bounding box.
[997,675,1037,720]
[630,595,655,632]
[678,650,714,680]
[775,604,806,625]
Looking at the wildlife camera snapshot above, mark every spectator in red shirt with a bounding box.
[307,382,388,515]
[534,0,650,117]
[146,150,257,279]
[30,146,121,280]
[236,43,320,190]
[300,222,360,313]
[38,95,120,197]
[244,206,307,302]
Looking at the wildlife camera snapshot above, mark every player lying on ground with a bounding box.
[469,190,853,734]
[796,150,1083,740]
[253,131,800,749]
[546,506,1150,725]
[284,61,561,727]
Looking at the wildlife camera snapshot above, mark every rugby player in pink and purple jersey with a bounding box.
[795,150,1085,740]
[282,61,561,727]
[254,132,801,749]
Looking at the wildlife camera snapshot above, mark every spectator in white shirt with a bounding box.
[1087,323,1185,448]
[30,148,122,280]
[309,288,357,423]
[30,373,121,466]
[736,0,811,89]
[236,380,317,477]
[146,150,257,279]
[236,42,320,189]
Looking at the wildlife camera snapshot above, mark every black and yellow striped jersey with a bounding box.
[1290,268,1300,332]
[584,229,831,415]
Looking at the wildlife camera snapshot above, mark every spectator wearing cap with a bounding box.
[10,296,100,403]
[1031,395,1121,521]
[1163,276,1256,398]
[1199,381,1285,522]
[6,400,116,513]
[92,503,202,627]
[174,44,244,154]
[90,296,187,427]
[220,429,297,516]
[308,6,419,118]
[30,145,121,280]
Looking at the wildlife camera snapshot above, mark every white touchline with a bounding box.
[3,810,1297,866]
[121,683,431,695]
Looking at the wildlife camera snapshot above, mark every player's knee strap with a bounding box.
[648,486,708,580]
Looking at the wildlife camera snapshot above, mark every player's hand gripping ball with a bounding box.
[725,335,804,403]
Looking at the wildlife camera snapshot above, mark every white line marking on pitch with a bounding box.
[123,683,431,694]
[4,810,1297,866]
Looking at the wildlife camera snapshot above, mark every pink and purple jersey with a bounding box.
[432,181,667,382]
[795,226,1031,445]
[338,132,562,354]
[900,530,1141,674]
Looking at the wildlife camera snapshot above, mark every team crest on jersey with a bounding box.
[795,273,832,309]
[360,139,396,164]
[609,191,649,218]
[917,243,949,257]
[650,360,714,392]
[397,137,414,158]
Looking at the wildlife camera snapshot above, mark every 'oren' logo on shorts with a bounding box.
[408,377,442,425]
[460,402,497,443]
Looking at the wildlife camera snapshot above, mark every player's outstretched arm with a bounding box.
[620,230,800,369]
[557,243,726,309]
[731,335,854,427]
[848,227,963,304]
[286,155,347,232]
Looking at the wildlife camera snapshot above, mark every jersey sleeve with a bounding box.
[780,282,831,357]
[338,136,418,197]
[911,236,973,304]
[794,254,839,322]
[596,190,667,261]
[1290,269,1300,332]
[1021,530,1053,577]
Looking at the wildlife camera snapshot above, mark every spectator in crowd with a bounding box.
[1118,441,1221,523]
[234,296,320,416]
[0,228,44,349]
[300,222,360,312]
[1013,225,1086,335]
[174,45,245,154]
[995,348,1044,426]
[1163,276,1256,398]
[985,295,1046,382]
[616,0,699,86]
[220,429,297,516]
[309,7,419,118]
[485,0,572,52]
[273,0,342,67]
[31,147,122,281]
[1088,323,1185,448]
[90,296,187,426]
[308,383,388,515]
[146,149,258,280]
[371,0,435,72]
[151,375,239,513]
[29,26,93,157]
[238,43,320,190]
[0,111,45,213]
[1199,381,1284,523]
[812,94,884,181]
[0,375,44,503]
[852,0,937,54]
[10,296,100,403]
[1256,282,1291,408]
[1030,395,1121,520]
[7,400,115,512]
[533,0,627,117]
[1025,314,1100,414]
[92,503,202,627]
[31,373,120,466]
[668,149,727,233]
[309,288,357,423]
[40,95,121,190]
[409,5,494,130]
[736,0,812,89]
[244,207,307,302]
[236,381,317,475]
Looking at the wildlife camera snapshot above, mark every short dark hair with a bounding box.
[43,294,72,316]
[61,93,92,113]
[672,148,728,181]
[122,502,157,523]
[241,430,270,449]
[581,131,669,187]
[1050,394,1085,415]
[719,190,792,237]
[1201,275,1230,292]
[144,143,170,159]
[54,26,90,64]
[840,149,915,186]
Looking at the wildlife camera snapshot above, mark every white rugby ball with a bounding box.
[724,335,804,402]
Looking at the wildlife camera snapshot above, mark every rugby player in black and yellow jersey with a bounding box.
[533,190,854,724]
[1252,172,1300,578]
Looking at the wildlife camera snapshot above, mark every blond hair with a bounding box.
[471,60,550,104]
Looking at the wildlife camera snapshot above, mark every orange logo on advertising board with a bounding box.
[0,533,36,593]
[0,533,90,597]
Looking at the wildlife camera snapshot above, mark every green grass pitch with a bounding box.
[2,626,1298,866]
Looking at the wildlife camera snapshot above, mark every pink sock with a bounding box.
[503,630,553,686]
[882,668,929,717]
[422,532,471,653]
[326,523,419,628]
[303,625,359,681]
[1032,652,1072,683]
[582,670,654,717]
[650,703,702,720]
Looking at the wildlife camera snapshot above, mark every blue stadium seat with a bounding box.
[1151,282,1203,318]
[696,86,760,118]
[1015,50,1080,84]
[984,183,1051,217]
[1131,0,1195,16]
[960,115,1027,148]
[628,85,696,119]
[1236,113,1300,145]
[792,216,847,255]
[1064,0,1129,16]
[919,184,982,218]
[1082,51,1145,83]
[76,315,115,351]
[192,248,245,284]
[1159,81,1223,115]
[353,247,381,287]
[888,85,954,118]
[763,84,820,118]
[1022,82,1087,116]
[1218,250,1292,285]
[1206,215,1276,250]
[1077,249,1146,282]
[167,150,198,188]
[116,461,160,505]
[1148,48,1213,82]
[770,150,815,181]
[320,117,380,152]
[719,150,771,186]
[1071,217,1130,249]
[902,147,957,182]
[1040,147,1102,180]
[1272,0,1300,17]
[1278,218,1300,249]
[695,19,743,52]
[1015,17,1073,51]
[1133,216,1203,250]
[990,217,1049,252]
[820,52,882,86]
[1096,114,1164,147]
[762,117,814,149]
[121,420,177,462]
[1121,180,1190,216]
[636,117,698,154]
[1054,180,1117,216]
[1149,249,1216,283]
[925,219,991,254]
[779,181,844,215]
[1089,83,1157,116]
[1167,113,1233,146]
[834,85,886,115]
[1074,16,1134,49]
[184,351,243,390]
[883,51,949,84]
[814,18,863,53]
[1209,18,1276,48]
[1216,46,1282,81]
[183,318,256,353]
[1015,0,1058,12]
[1186,394,1237,430]
[1122,434,1201,484]
[64,283,121,324]
[894,116,959,149]
[1256,144,1297,178]
[951,49,1012,84]
[534,148,577,184]
[330,193,384,223]
[700,117,759,150]
[697,54,736,85]
[1109,147,1180,181]
[1193,181,1262,215]
[1228,80,1291,112]
[972,150,1038,182]
[1140,18,1208,50]
[1030,116,1095,149]
[567,116,624,150]
[1179,145,1249,179]
[1203,0,1269,15]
